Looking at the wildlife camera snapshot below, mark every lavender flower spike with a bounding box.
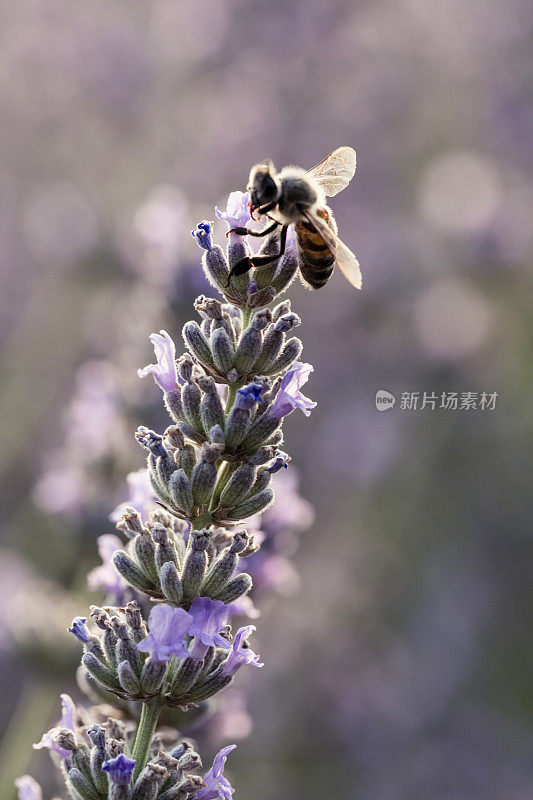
[68,616,90,643]
[33,694,76,758]
[137,604,192,662]
[215,191,252,229]
[191,220,214,250]
[196,745,237,800]
[188,596,231,648]
[222,625,264,676]
[15,776,42,800]
[102,753,136,785]
[270,362,317,418]
[137,330,177,393]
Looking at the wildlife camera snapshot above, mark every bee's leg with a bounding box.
[226,220,279,239]
[249,224,288,268]
[226,256,253,286]
[226,225,288,287]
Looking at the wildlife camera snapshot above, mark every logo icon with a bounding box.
[375,389,396,411]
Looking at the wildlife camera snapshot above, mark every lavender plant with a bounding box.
[20,190,318,800]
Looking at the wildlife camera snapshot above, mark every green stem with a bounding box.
[226,384,238,410]
[131,696,161,781]
[242,305,252,329]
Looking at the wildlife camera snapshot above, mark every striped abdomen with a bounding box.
[295,206,338,290]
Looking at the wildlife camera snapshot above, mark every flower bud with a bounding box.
[227,240,251,298]
[133,531,158,585]
[113,551,155,593]
[68,768,101,800]
[213,573,253,604]
[132,762,169,800]
[150,524,177,571]
[195,295,223,320]
[169,469,194,515]
[271,242,299,292]
[201,532,249,597]
[247,467,272,496]
[247,446,277,465]
[210,327,234,374]
[266,336,303,375]
[182,530,210,601]
[233,309,270,374]
[124,601,144,637]
[177,421,206,446]
[226,488,274,521]
[209,424,225,445]
[240,410,281,453]
[202,245,229,291]
[190,450,218,508]
[169,656,204,698]
[182,321,215,368]
[164,389,183,423]
[158,560,183,605]
[117,660,142,697]
[111,618,143,676]
[224,407,251,451]
[177,353,195,382]
[107,738,126,758]
[54,727,77,752]
[181,381,203,434]
[90,607,119,667]
[140,658,167,695]
[177,442,197,476]
[272,298,292,321]
[116,507,144,537]
[198,375,225,434]
[218,464,257,509]
[186,670,233,703]
[82,652,121,691]
[87,724,108,793]
[247,285,276,308]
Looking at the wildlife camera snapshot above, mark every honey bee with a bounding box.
[227,146,361,290]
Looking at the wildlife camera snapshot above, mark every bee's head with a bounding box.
[247,160,281,213]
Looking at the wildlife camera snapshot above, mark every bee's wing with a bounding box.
[303,209,362,290]
[307,146,357,197]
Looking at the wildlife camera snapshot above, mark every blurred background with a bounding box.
[1,0,532,798]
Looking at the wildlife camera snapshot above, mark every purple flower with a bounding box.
[15,776,42,800]
[270,362,317,418]
[235,382,263,411]
[188,597,230,649]
[215,191,251,229]
[102,754,136,786]
[196,745,237,800]
[222,626,264,676]
[68,617,90,643]
[266,450,291,474]
[137,604,192,662]
[33,694,76,758]
[109,468,156,523]
[87,534,126,597]
[192,220,213,250]
[137,330,177,393]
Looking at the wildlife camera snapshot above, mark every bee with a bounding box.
[226,146,361,290]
